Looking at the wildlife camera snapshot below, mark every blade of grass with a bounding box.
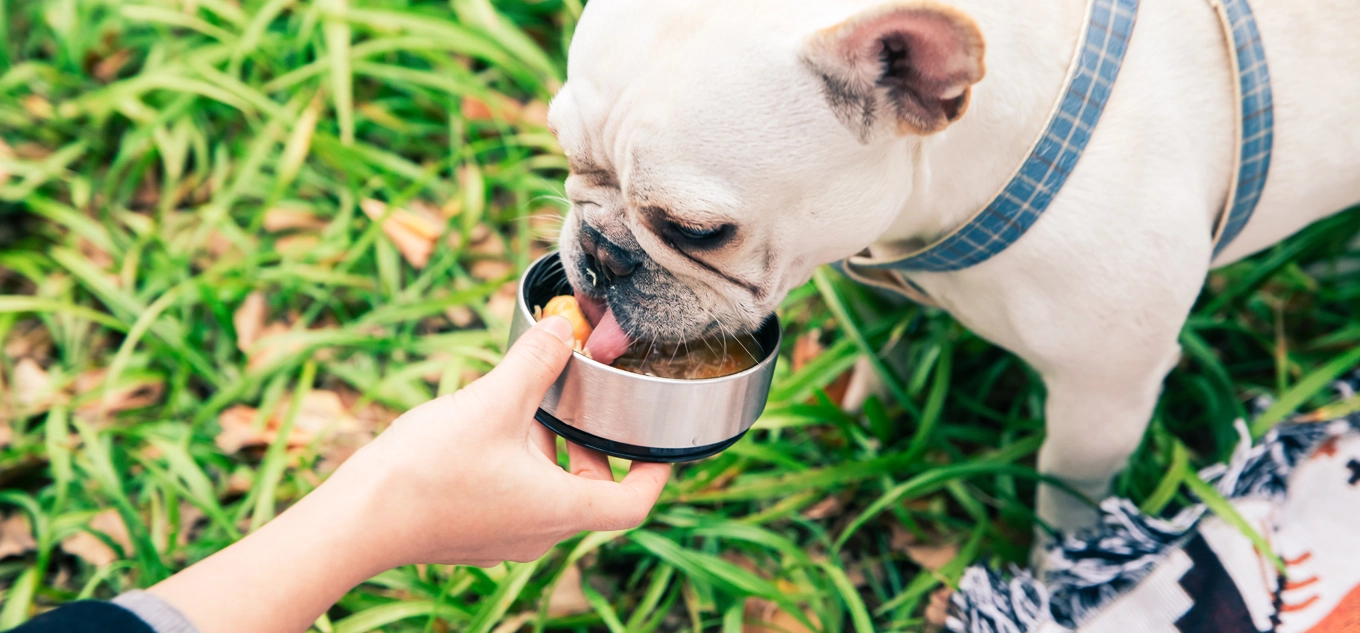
[248,360,316,531]
[1251,346,1360,437]
[1182,464,1283,573]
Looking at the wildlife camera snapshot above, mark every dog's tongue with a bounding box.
[585,308,631,365]
[574,290,606,327]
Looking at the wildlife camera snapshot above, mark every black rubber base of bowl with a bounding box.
[534,409,745,463]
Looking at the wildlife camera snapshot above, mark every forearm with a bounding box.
[148,477,389,633]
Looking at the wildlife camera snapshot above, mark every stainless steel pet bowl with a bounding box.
[507,252,781,462]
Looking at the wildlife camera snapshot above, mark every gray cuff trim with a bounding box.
[112,590,202,633]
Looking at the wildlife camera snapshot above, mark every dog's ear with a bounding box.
[802,1,985,142]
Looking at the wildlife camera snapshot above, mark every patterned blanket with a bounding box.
[948,389,1360,633]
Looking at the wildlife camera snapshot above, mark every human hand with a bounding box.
[323,314,673,569]
[148,316,671,633]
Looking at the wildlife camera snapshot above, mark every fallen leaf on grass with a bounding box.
[0,513,36,559]
[234,292,267,353]
[0,137,13,185]
[78,235,117,270]
[3,320,52,362]
[802,494,844,520]
[743,598,819,633]
[470,259,514,281]
[22,95,53,119]
[62,510,131,567]
[491,612,534,633]
[486,282,519,323]
[891,524,960,572]
[216,390,385,467]
[924,587,953,631]
[74,368,165,417]
[274,233,321,258]
[361,198,443,269]
[92,49,132,82]
[462,93,524,123]
[521,101,549,128]
[263,207,328,233]
[13,358,60,416]
[444,306,477,328]
[791,330,824,373]
[13,142,50,160]
[0,423,10,448]
[245,322,303,372]
[546,563,591,617]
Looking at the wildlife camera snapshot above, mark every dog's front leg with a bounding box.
[912,225,1211,534]
[1032,349,1183,532]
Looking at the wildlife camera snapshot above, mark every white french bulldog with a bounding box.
[546,0,1360,532]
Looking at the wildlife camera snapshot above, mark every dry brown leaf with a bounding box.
[0,423,11,448]
[743,598,818,633]
[0,513,36,559]
[175,503,206,548]
[0,137,12,186]
[445,306,476,328]
[487,282,519,323]
[3,320,52,361]
[13,358,58,414]
[791,331,824,373]
[263,207,327,233]
[361,198,442,268]
[216,390,380,462]
[470,259,514,281]
[520,101,550,128]
[490,612,534,633]
[93,49,132,82]
[245,322,299,372]
[62,510,131,567]
[234,292,267,354]
[546,564,591,617]
[77,236,115,270]
[61,531,117,567]
[469,228,505,256]
[274,233,321,257]
[226,470,253,495]
[73,368,165,417]
[903,542,959,572]
[802,494,844,520]
[924,587,953,631]
[461,93,523,123]
[92,509,133,550]
[13,142,49,160]
[215,405,264,454]
[22,95,53,119]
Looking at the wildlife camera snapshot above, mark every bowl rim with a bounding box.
[518,251,782,386]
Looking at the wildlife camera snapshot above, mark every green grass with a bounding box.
[2,1,1360,631]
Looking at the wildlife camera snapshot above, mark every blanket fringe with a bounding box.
[945,393,1360,631]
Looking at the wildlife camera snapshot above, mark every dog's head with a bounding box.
[550,0,985,344]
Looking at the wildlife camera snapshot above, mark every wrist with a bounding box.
[296,461,405,581]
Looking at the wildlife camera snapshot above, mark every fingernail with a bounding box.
[539,315,576,348]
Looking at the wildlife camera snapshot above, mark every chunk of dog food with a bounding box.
[535,295,761,378]
[537,295,593,350]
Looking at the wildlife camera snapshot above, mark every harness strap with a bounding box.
[1206,0,1274,257]
[837,0,1274,304]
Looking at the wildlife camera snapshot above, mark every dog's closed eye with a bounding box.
[663,220,734,249]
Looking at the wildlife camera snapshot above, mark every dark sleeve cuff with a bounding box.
[4,600,156,633]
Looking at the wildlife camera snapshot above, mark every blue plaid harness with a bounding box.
[836,0,1275,304]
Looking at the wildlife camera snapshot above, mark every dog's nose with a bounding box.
[579,226,638,280]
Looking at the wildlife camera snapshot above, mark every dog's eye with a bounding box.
[668,222,730,243]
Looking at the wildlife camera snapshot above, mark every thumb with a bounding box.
[567,461,672,532]
[479,315,576,408]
